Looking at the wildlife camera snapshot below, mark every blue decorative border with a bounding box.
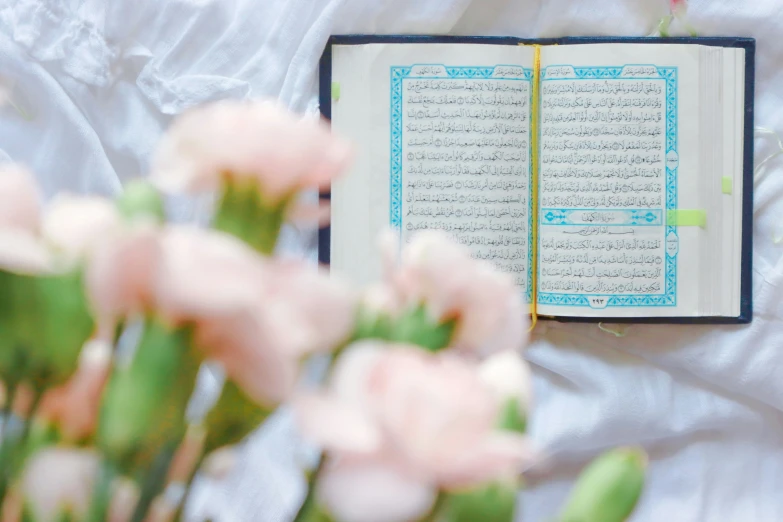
[390,65,534,302]
[537,65,678,308]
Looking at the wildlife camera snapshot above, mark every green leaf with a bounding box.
[99,319,200,472]
[558,447,647,522]
[352,305,394,342]
[390,305,455,352]
[117,180,165,224]
[203,380,272,454]
[441,482,518,522]
[85,458,116,522]
[351,304,456,353]
[213,178,289,255]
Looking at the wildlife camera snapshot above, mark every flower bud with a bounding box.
[99,320,200,471]
[0,270,94,388]
[558,447,647,522]
[117,180,165,224]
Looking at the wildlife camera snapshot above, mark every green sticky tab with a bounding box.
[331,82,340,102]
[666,209,706,228]
[722,177,733,194]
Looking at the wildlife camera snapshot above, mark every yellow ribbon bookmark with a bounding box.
[528,44,542,331]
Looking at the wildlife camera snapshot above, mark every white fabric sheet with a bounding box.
[2,0,783,520]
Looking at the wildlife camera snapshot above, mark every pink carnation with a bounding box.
[295,341,534,522]
[151,100,353,204]
[0,166,121,275]
[381,230,528,357]
[87,225,355,406]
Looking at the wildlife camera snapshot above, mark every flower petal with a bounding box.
[151,100,352,204]
[0,228,51,274]
[329,341,387,404]
[293,393,382,454]
[318,456,436,522]
[437,432,535,489]
[195,310,299,406]
[22,448,99,522]
[264,261,356,355]
[86,227,160,339]
[0,164,41,233]
[42,195,121,265]
[478,350,533,410]
[154,226,267,324]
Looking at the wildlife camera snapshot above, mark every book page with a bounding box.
[536,44,703,318]
[331,43,535,302]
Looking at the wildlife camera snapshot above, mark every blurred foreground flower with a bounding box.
[355,230,527,356]
[88,226,354,408]
[151,100,352,253]
[0,167,111,390]
[88,224,355,467]
[0,96,646,522]
[295,341,534,522]
[21,448,137,522]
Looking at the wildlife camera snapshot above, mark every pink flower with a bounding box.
[478,350,533,411]
[295,341,533,522]
[151,100,353,204]
[41,194,122,263]
[382,230,528,357]
[318,454,436,522]
[85,226,160,337]
[87,225,356,406]
[0,166,121,275]
[37,340,111,441]
[670,0,687,15]
[0,165,41,233]
[22,448,138,522]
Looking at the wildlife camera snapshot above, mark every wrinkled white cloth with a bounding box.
[2,0,783,520]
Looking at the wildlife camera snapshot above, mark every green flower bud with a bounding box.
[0,270,93,388]
[99,320,200,472]
[213,177,288,255]
[559,447,647,522]
[116,180,165,224]
[203,380,271,454]
[442,480,519,522]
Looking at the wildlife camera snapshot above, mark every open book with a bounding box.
[320,36,755,323]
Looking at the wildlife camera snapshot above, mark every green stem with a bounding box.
[87,459,116,522]
[420,492,446,522]
[0,378,16,509]
[131,441,178,522]
[292,456,325,522]
[171,452,206,522]
[16,387,44,455]
[0,383,43,508]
